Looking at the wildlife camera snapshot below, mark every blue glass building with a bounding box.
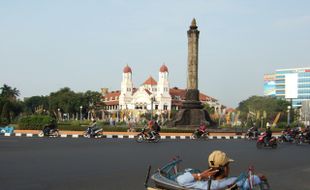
[274,67,310,108]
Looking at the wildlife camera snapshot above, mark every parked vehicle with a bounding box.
[136,128,160,143]
[256,132,277,149]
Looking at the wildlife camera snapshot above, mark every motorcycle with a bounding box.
[191,129,209,140]
[245,128,260,140]
[83,126,103,138]
[277,130,298,143]
[256,132,277,149]
[145,158,270,190]
[136,128,160,143]
[295,131,310,145]
[38,127,60,137]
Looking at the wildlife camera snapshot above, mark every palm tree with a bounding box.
[0,84,20,100]
[0,84,21,124]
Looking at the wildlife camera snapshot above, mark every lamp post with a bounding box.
[150,96,155,120]
[80,106,83,120]
[57,108,60,120]
[287,106,291,126]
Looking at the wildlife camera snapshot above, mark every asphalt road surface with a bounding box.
[1,137,310,190]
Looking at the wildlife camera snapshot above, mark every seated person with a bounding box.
[43,121,57,135]
[305,126,310,139]
[264,127,272,145]
[146,120,155,139]
[176,150,262,190]
[88,119,99,136]
[197,122,207,136]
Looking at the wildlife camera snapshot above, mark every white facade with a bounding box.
[119,65,172,112]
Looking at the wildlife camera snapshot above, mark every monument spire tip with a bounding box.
[190,18,198,29]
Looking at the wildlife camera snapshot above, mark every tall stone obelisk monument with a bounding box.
[172,19,214,128]
[183,18,202,109]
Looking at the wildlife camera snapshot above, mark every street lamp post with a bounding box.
[287,106,291,126]
[80,106,83,120]
[57,108,60,120]
[150,96,155,120]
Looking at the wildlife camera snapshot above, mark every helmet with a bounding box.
[208,150,234,168]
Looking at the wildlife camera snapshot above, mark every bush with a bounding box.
[0,117,9,126]
[18,115,55,130]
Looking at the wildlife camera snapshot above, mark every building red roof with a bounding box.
[225,108,235,113]
[102,90,121,101]
[143,76,157,85]
[123,65,132,73]
[169,87,217,102]
[169,87,186,100]
[160,64,169,73]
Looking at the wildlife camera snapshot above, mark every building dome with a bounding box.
[123,65,132,73]
[160,64,168,73]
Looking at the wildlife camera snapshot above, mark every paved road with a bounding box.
[0,137,310,190]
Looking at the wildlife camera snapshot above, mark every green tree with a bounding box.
[49,87,79,117]
[24,96,49,114]
[48,88,101,119]
[237,96,290,126]
[0,84,22,124]
[0,84,20,100]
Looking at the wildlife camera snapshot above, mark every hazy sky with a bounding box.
[1,0,310,108]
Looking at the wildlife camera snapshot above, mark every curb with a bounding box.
[0,133,248,140]
[1,133,281,140]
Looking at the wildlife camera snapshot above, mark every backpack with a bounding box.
[154,122,161,132]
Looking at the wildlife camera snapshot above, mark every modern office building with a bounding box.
[264,74,276,97]
[265,67,310,108]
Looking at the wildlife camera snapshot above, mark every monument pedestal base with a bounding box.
[172,109,214,128]
[171,89,215,128]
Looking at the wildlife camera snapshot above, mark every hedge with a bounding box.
[15,118,286,133]
[18,115,56,130]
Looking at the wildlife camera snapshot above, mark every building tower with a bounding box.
[119,65,133,110]
[157,64,172,110]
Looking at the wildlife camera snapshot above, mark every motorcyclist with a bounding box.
[196,121,207,138]
[146,120,155,139]
[146,120,160,140]
[176,150,263,189]
[43,120,57,135]
[264,126,272,145]
[305,126,310,139]
[88,119,99,137]
[247,126,258,139]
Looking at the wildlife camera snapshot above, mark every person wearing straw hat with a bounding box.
[176,150,263,190]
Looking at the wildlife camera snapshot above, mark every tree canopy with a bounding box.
[237,95,290,125]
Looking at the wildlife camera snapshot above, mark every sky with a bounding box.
[0,0,310,108]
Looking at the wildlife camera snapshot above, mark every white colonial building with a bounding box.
[101,64,222,121]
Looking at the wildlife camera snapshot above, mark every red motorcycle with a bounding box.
[256,132,277,149]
